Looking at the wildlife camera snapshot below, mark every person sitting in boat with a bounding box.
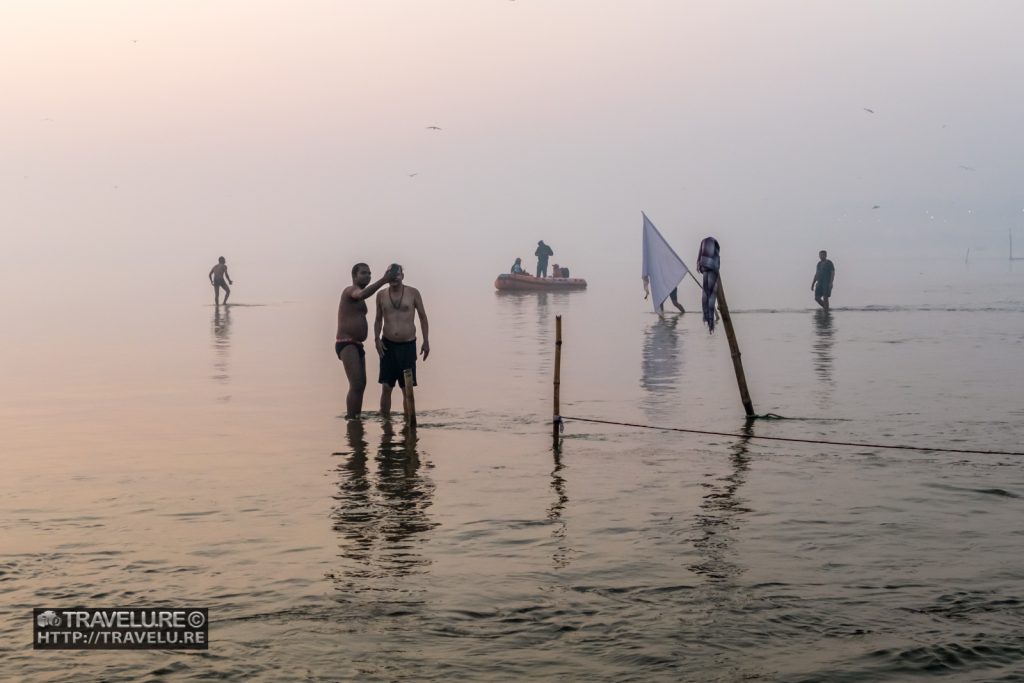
[510,257,528,275]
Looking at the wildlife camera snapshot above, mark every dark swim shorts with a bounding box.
[335,340,365,359]
[379,338,417,387]
[815,283,833,297]
[213,277,228,288]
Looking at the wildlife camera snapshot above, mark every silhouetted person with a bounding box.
[374,265,429,419]
[208,256,233,305]
[535,240,554,278]
[811,250,836,310]
[337,263,397,419]
[510,257,527,274]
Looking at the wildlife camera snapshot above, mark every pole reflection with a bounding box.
[689,422,752,583]
[548,448,572,569]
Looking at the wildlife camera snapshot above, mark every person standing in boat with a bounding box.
[535,240,554,278]
[811,250,836,310]
[374,265,430,419]
[510,257,527,274]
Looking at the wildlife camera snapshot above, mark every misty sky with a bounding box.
[3,1,1023,303]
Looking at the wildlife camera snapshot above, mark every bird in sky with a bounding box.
[407,173,418,178]
[959,165,976,171]
[426,125,442,131]
[872,205,880,209]
[863,108,875,114]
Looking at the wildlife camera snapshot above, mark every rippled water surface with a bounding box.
[2,260,1023,681]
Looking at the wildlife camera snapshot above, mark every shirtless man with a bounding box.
[373,265,429,419]
[337,263,397,419]
[208,256,233,305]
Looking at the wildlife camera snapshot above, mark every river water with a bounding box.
[2,258,1023,681]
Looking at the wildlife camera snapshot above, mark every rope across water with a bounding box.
[558,415,1024,457]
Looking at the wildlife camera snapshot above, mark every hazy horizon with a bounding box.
[4,1,1024,305]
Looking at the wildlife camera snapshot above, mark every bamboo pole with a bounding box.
[553,315,562,443]
[402,369,417,429]
[715,276,755,418]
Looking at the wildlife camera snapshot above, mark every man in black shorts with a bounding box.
[373,265,430,419]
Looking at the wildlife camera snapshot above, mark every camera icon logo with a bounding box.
[37,611,61,628]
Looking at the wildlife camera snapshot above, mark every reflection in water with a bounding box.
[690,423,751,583]
[812,309,836,406]
[548,449,571,569]
[493,291,573,381]
[330,420,436,589]
[640,316,684,420]
[210,306,231,387]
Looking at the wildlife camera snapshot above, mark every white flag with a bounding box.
[641,212,690,313]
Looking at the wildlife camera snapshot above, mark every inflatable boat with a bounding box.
[494,273,588,291]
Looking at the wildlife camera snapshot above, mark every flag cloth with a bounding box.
[641,213,690,314]
[697,236,720,333]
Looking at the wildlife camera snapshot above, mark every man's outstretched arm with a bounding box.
[373,295,385,357]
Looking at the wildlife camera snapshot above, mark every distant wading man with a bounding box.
[374,265,429,419]
[811,250,836,310]
[209,256,233,305]
[535,240,554,278]
[337,263,397,419]
[643,275,685,314]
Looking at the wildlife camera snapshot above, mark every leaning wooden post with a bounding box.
[715,277,755,418]
[402,369,417,428]
[553,315,562,444]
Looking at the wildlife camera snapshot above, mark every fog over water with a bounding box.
[3,0,1024,305]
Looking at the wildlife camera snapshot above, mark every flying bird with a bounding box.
[872,205,880,209]
[863,108,875,114]
[426,125,442,131]
[959,165,976,171]
[407,173,418,178]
